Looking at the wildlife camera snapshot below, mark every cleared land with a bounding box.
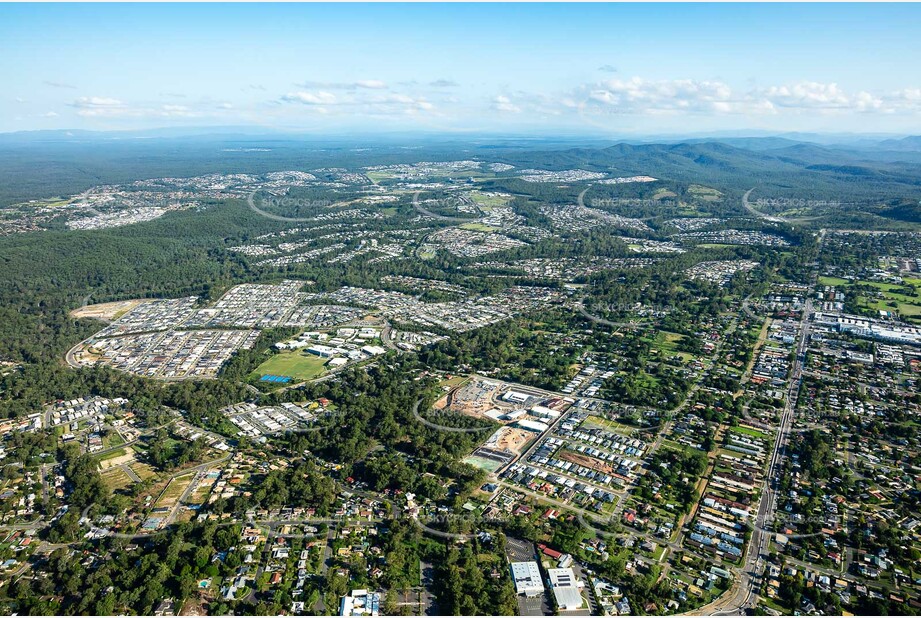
[101,467,134,491]
[71,299,150,321]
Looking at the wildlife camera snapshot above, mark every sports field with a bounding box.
[251,351,328,382]
[459,222,499,233]
[462,454,505,473]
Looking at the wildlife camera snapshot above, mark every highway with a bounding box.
[692,232,824,616]
[411,190,472,223]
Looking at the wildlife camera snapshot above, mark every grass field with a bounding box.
[731,425,771,440]
[469,191,513,209]
[365,171,395,183]
[97,447,129,462]
[582,415,635,435]
[821,276,921,320]
[252,351,328,382]
[155,474,196,509]
[101,467,134,491]
[459,222,499,233]
[129,462,158,481]
[103,432,125,448]
[187,481,214,505]
[438,375,471,389]
[687,185,722,201]
[653,188,679,200]
[648,330,695,362]
[462,454,504,473]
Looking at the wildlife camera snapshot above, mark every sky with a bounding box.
[3,3,921,137]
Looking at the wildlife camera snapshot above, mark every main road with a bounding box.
[691,232,824,616]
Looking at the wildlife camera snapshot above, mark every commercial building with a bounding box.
[548,568,584,611]
[511,561,545,597]
[339,589,380,616]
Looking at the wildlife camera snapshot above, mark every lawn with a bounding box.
[129,462,158,481]
[365,171,396,183]
[469,191,513,209]
[459,222,499,233]
[852,280,921,320]
[582,415,635,435]
[687,185,722,201]
[462,454,504,473]
[438,375,471,389]
[101,467,134,491]
[817,276,921,321]
[648,330,695,362]
[731,425,771,440]
[103,432,125,448]
[97,447,129,462]
[155,474,195,508]
[252,351,329,382]
[653,188,679,200]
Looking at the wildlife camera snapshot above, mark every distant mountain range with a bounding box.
[1,128,920,209]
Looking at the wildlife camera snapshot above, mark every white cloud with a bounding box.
[72,96,124,108]
[762,82,851,110]
[492,95,521,113]
[41,111,59,118]
[584,77,736,114]
[69,97,204,119]
[355,79,387,89]
[71,97,127,117]
[566,77,921,119]
[296,80,388,91]
[756,82,921,114]
[278,89,434,116]
[280,91,337,105]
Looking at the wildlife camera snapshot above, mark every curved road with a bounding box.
[246,191,351,223]
[411,191,475,223]
[411,398,493,434]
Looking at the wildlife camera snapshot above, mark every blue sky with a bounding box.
[3,3,921,135]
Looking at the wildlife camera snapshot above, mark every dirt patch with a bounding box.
[71,299,150,322]
[99,451,136,469]
[559,450,614,474]
[434,378,504,419]
[180,596,207,616]
[495,427,531,452]
[482,426,532,455]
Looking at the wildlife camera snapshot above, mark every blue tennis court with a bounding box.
[260,374,292,383]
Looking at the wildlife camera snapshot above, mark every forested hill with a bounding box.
[2,132,921,206]
[493,141,921,200]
